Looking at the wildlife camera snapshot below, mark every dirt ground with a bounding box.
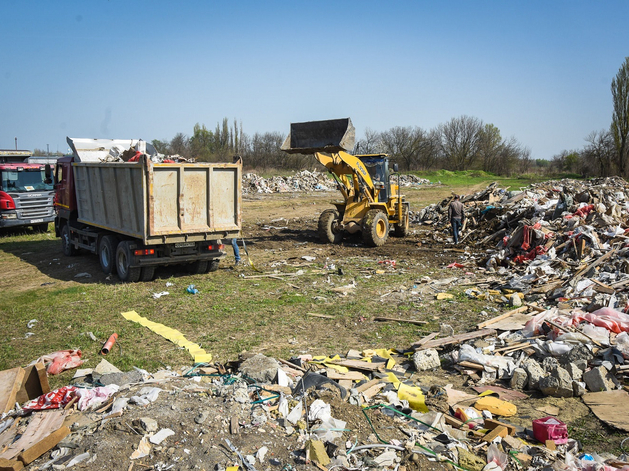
[2,189,626,470]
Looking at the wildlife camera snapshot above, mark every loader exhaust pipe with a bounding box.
[281,118,356,155]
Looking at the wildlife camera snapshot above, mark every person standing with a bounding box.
[448,195,465,244]
[231,238,241,266]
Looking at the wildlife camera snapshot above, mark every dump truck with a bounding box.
[281,118,409,246]
[0,150,55,231]
[53,137,241,281]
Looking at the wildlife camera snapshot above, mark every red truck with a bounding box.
[0,150,55,231]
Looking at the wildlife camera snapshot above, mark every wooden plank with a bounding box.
[17,426,70,465]
[414,332,438,348]
[328,360,385,372]
[0,458,23,471]
[15,363,49,405]
[591,279,615,294]
[373,317,428,325]
[484,419,516,436]
[477,306,528,330]
[483,425,508,443]
[326,370,366,381]
[413,329,497,350]
[457,361,484,370]
[306,313,335,320]
[0,368,25,414]
[361,382,385,400]
[278,358,306,373]
[355,379,382,394]
[0,410,67,461]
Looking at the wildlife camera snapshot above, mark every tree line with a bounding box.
[152,57,629,178]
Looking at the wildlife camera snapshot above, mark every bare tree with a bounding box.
[380,126,426,170]
[355,128,383,154]
[170,133,190,157]
[478,123,503,173]
[582,130,615,177]
[438,116,483,170]
[612,57,629,177]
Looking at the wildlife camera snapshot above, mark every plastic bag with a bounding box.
[486,443,508,469]
[32,349,84,375]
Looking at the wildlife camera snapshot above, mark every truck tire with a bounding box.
[206,259,220,272]
[393,206,409,237]
[98,235,118,275]
[34,223,49,233]
[362,209,389,247]
[188,260,208,274]
[116,241,141,282]
[318,209,343,244]
[140,266,156,281]
[61,224,77,256]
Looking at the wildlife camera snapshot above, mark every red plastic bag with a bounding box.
[35,349,84,375]
[22,386,78,411]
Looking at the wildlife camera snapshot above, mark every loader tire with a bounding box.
[362,209,389,247]
[393,206,409,237]
[116,241,141,282]
[318,209,343,244]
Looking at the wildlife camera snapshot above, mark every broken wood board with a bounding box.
[414,332,439,348]
[487,313,536,332]
[582,390,629,432]
[355,379,382,394]
[325,370,366,381]
[0,409,69,461]
[0,368,25,414]
[328,360,385,372]
[477,306,528,330]
[306,313,335,319]
[413,329,497,350]
[15,363,49,405]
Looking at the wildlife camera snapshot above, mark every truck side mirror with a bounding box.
[44,164,53,184]
[393,163,399,173]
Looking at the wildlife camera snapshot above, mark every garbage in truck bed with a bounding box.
[66,137,193,163]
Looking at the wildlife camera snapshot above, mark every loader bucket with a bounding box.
[281,118,355,154]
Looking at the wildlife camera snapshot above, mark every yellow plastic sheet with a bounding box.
[310,355,349,373]
[121,310,212,364]
[362,348,397,369]
[397,383,428,413]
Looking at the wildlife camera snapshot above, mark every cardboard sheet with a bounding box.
[582,390,629,432]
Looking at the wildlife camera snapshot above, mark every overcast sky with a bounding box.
[1,1,627,159]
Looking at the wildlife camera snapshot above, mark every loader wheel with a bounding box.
[393,206,409,237]
[362,209,389,247]
[116,241,141,282]
[99,235,118,275]
[318,209,343,244]
[61,224,77,256]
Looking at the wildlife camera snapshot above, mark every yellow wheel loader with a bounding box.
[281,118,410,247]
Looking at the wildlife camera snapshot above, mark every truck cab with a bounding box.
[0,151,55,231]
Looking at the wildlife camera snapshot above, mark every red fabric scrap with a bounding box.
[22,386,78,411]
[573,204,595,218]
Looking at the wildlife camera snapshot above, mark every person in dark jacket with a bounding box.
[448,195,465,244]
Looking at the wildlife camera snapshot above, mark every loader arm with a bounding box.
[315,151,376,204]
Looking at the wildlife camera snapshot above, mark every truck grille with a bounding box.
[11,192,54,218]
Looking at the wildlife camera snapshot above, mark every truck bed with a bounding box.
[73,158,241,244]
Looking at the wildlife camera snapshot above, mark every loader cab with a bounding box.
[360,155,389,203]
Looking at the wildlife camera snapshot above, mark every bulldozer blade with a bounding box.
[281,118,355,154]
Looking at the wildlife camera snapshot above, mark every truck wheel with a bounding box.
[189,260,208,274]
[98,235,118,275]
[116,241,141,282]
[362,209,389,247]
[393,207,409,237]
[318,209,343,244]
[206,259,220,273]
[140,266,156,281]
[61,224,77,256]
[34,223,49,233]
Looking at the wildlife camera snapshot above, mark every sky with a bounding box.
[1,1,628,160]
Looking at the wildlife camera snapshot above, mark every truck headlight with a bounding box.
[1,213,17,219]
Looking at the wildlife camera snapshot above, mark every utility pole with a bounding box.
[47,144,50,156]
[14,137,17,150]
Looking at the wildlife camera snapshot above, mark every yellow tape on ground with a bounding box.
[121,310,212,364]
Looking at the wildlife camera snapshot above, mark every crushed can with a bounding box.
[532,416,568,444]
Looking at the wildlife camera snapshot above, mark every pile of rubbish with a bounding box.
[398,174,433,187]
[4,298,629,471]
[242,170,336,194]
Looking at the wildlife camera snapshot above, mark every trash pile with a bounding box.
[4,309,629,471]
[242,170,336,194]
[398,175,433,187]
